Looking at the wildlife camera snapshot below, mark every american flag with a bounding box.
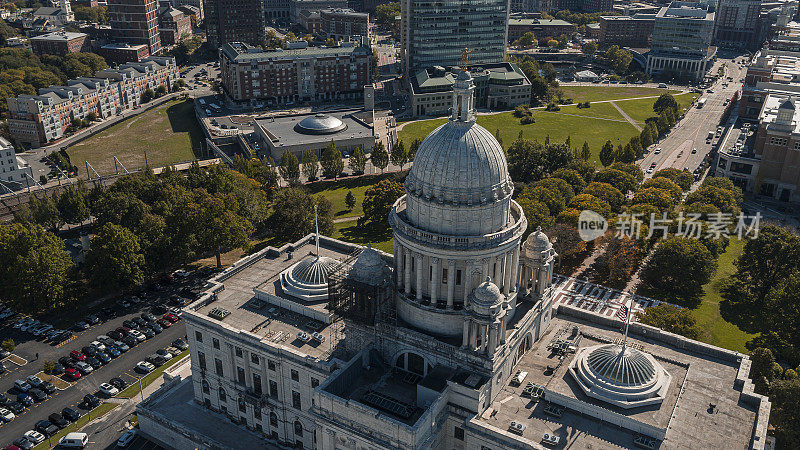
[616,304,628,321]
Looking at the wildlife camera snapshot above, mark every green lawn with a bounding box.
[554,102,627,120]
[398,110,639,165]
[119,350,189,398]
[333,219,394,253]
[33,402,118,449]
[67,99,203,178]
[614,92,699,123]
[560,86,681,103]
[690,239,757,353]
[308,174,397,219]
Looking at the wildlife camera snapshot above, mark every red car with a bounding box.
[4,445,21,450]
[69,350,85,361]
[164,313,180,323]
[64,368,81,380]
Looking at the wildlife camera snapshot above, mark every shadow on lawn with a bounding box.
[166,100,204,158]
[337,221,393,247]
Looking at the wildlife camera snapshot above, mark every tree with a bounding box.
[653,93,678,115]
[390,139,408,169]
[371,141,389,173]
[278,149,300,185]
[349,146,367,174]
[516,31,537,48]
[362,179,404,225]
[641,177,682,202]
[320,141,344,178]
[567,193,612,218]
[56,185,90,225]
[141,88,154,103]
[190,194,254,268]
[408,138,421,161]
[604,45,632,74]
[301,149,319,181]
[545,224,587,267]
[684,185,740,215]
[86,112,97,122]
[42,360,55,374]
[155,85,166,96]
[1,339,14,352]
[87,222,147,291]
[636,304,700,339]
[640,237,716,301]
[582,41,597,55]
[0,224,73,313]
[345,190,356,210]
[580,141,590,161]
[270,188,334,241]
[770,378,800,446]
[375,2,399,27]
[518,196,553,232]
[551,168,586,193]
[594,168,637,193]
[582,182,624,212]
[653,168,693,191]
[599,140,614,166]
[631,187,674,211]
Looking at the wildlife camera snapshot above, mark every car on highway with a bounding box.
[23,431,45,445]
[135,361,155,373]
[0,407,15,422]
[691,148,697,154]
[64,367,82,380]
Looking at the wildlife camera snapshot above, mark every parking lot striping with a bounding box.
[4,354,28,366]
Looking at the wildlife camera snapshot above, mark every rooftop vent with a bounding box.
[208,307,231,320]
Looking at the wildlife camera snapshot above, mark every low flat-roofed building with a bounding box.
[0,137,33,189]
[30,31,88,56]
[253,109,374,162]
[99,42,150,64]
[410,63,532,117]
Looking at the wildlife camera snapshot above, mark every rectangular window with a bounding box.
[239,400,246,412]
[214,358,223,376]
[429,265,432,280]
[770,136,788,146]
[253,374,262,396]
[254,408,261,420]
[268,360,276,371]
[237,366,246,384]
[195,331,203,342]
[456,270,462,285]
[291,369,299,381]
[311,377,319,388]
[442,268,448,283]
[212,338,220,349]
[235,347,243,358]
[251,354,259,365]
[454,426,465,441]
[292,390,301,409]
[198,351,206,370]
[269,380,278,398]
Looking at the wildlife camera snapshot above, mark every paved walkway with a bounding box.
[610,101,643,131]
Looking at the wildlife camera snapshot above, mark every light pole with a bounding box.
[138,373,145,403]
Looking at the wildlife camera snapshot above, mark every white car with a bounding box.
[172,269,191,278]
[90,340,107,351]
[654,147,661,154]
[75,361,93,374]
[117,429,136,447]
[26,375,43,387]
[129,330,146,342]
[24,430,45,444]
[0,407,15,422]
[135,361,155,373]
[98,383,119,397]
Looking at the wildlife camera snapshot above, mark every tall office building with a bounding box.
[714,0,761,50]
[108,0,162,55]
[646,1,715,81]
[205,0,265,48]
[401,0,510,76]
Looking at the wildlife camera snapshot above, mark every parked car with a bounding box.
[39,381,56,394]
[16,394,33,407]
[64,368,81,380]
[85,357,101,369]
[122,336,138,347]
[129,330,146,342]
[109,377,128,390]
[26,375,42,388]
[146,322,163,334]
[13,380,31,392]
[99,383,119,397]
[48,412,68,428]
[107,347,121,358]
[73,321,89,331]
[141,313,157,322]
[117,430,136,447]
[172,338,189,351]
[123,320,138,330]
[69,351,85,361]
[23,431,45,445]
[0,407,15,422]
[113,341,129,352]
[141,328,155,339]
[85,315,100,325]
[81,346,98,357]
[29,389,47,402]
[157,318,171,328]
[164,313,180,323]
[75,361,93,375]
[90,340,106,351]
[108,330,124,341]
[34,420,58,437]
[146,354,167,366]
[135,361,155,373]
[83,394,100,408]
[51,363,65,375]
[97,352,111,364]
[62,407,80,422]
[156,349,174,359]
[12,439,32,450]
[7,402,25,414]
[58,432,88,448]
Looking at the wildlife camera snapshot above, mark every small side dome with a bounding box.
[348,246,387,285]
[294,114,347,135]
[525,226,551,251]
[470,277,504,307]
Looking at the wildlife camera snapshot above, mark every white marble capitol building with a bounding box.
[136,71,771,450]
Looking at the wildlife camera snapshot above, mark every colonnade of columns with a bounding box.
[393,241,521,309]
[461,316,506,354]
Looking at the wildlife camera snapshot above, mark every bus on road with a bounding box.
[697,98,707,108]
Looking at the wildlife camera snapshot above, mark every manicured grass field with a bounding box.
[67,99,202,177]
[613,92,699,123]
[308,174,397,219]
[690,239,756,353]
[398,110,639,165]
[555,102,627,120]
[332,219,394,254]
[560,85,681,103]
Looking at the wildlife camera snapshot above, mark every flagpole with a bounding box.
[622,295,632,349]
[314,204,319,258]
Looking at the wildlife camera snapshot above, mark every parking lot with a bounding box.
[0,270,209,447]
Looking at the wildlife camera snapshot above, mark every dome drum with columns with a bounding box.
[389,69,553,345]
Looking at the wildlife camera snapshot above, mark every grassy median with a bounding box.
[118,350,190,399]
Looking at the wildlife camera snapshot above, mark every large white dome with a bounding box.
[403,120,514,235]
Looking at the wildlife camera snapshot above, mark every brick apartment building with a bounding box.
[158,6,192,46]
[598,14,655,48]
[108,0,162,55]
[6,56,178,148]
[319,8,369,40]
[30,31,89,56]
[220,42,371,105]
[205,0,264,47]
[99,42,151,64]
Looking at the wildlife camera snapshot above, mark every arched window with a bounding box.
[294,420,303,437]
[270,412,278,427]
[394,351,429,376]
[202,380,210,394]
[219,387,226,402]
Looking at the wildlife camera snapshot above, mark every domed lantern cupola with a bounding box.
[461,277,508,356]
[451,70,476,123]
